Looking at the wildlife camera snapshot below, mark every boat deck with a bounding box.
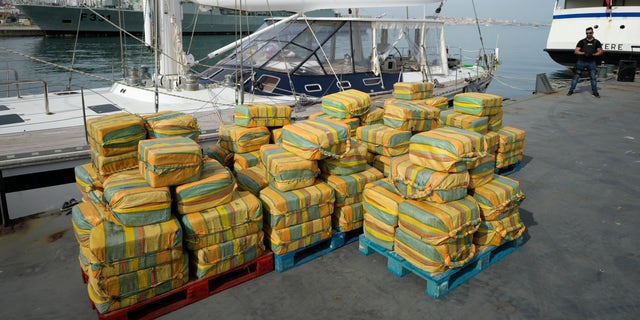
[1,76,639,319]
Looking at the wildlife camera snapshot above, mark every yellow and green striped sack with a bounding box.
[219,124,270,153]
[333,202,364,232]
[180,191,262,250]
[138,136,203,188]
[453,92,502,116]
[260,181,335,230]
[394,227,476,274]
[233,150,261,171]
[142,110,200,140]
[425,96,449,110]
[88,265,188,314]
[398,196,479,246]
[173,158,236,214]
[363,179,404,226]
[371,154,391,177]
[389,154,469,203]
[438,109,489,134]
[469,154,495,189]
[483,131,499,154]
[236,165,268,196]
[409,127,486,172]
[496,150,523,168]
[102,170,172,226]
[360,106,385,126]
[470,174,525,221]
[91,149,139,180]
[234,103,292,127]
[260,144,319,191]
[488,109,503,131]
[191,232,265,279]
[266,215,332,255]
[309,111,361,137]
[75,163,103,193]
[205,144,234,167]
[270,127,283,144]
[474,212,525,248]
[497,126,526,152]
[392,82,434,100]
[72,201,108,246]
[318,140,368,175]
[88,254,188,298]
[363,213,397,250]
[321,89,371,119]
[87,112,146,157]
[282,118,351,160]
[356,124,412,157]
[383,98,440,132]
[320,165,384,202]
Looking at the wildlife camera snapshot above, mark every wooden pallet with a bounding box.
[495,162,521,176]
[359,234,524,299]
[274,229,362,273]
[89,252,274,320]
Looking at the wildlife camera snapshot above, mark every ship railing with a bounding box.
[0,80,51,114]
[0,69,20,98]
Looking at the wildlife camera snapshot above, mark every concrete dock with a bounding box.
[0,76,638,319]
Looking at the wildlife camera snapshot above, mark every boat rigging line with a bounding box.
[471,0,489,70]
[66,7,84,91]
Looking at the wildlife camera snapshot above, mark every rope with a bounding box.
[66,7,83,91]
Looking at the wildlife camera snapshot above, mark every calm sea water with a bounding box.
[0,24,568,99]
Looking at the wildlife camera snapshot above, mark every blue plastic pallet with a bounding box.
[274,229,362,272]
[495,162,521,176]
[358,234,524,299]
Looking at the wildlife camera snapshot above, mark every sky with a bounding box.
[337,0,557,24]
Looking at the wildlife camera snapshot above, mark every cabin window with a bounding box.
[304,84,322,93]
[255,75,280,93]
[363,78,381,86]
[317,23,354,74]
[337,81,351,90]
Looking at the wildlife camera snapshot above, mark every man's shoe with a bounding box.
[593,92,600,98]
[567,91,573,96]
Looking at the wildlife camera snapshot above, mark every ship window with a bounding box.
[363,78,381,86]
[62,20,72,25]
[0,114,24,126]
[337,81,351,90]
[256,75,280,93]
[304,84,322,93]
[88,104,121,114]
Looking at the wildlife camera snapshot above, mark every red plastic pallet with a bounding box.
[87,252,274,320]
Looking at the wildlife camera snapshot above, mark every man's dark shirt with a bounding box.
[576,38,603,62]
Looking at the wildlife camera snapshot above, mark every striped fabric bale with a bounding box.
[180,191,262,250]
[102,170,172,226]
[142,111,199,140]
[363,179,404,226]
[438,109,488,134]
[356,124,412,157]
[398,196,480,246]
[333,202,364,232]
[470,175,525,221]
[138,137,203,188]
[260,182,335,230]
[233,150,261,171]
[389,155,469,203]
[488,109,503,131]
[234,103,292,127]
[497,126,526,152]
[425,96,449,110]
[496,150,523,168]
[483,131,499,155]
[80,189,105,206]
[89,254,188,298]
[75,163,103,193]
[320,165,384,201]
[319,140,368,175]
[309,112,361,137]
[371,154,392,177]
[270,127,283,144]
[392,82,434,100]
[474,212,525,248]
[383,98,440,132]
[336,193,364,207]
[191,232,265,279]
[363,213,397,250]
[72,202,108,246]
[394,227,476,274]
[409,127,486,172]
[360,106,385,126]
[88,267,188,314]
[469,154,495,189]
[86,112,146,157]
[282,118,351,160]
[205,144,234,167]
[91,150,138,181]
[321,89,371,119]
[266,216,332,255]
[453,92,502,116]
[219,124,270,153]
[236,165,268,196]
[260,144,319,191]
[173,158,236,215]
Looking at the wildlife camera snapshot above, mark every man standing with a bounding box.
[567,27,603,97]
